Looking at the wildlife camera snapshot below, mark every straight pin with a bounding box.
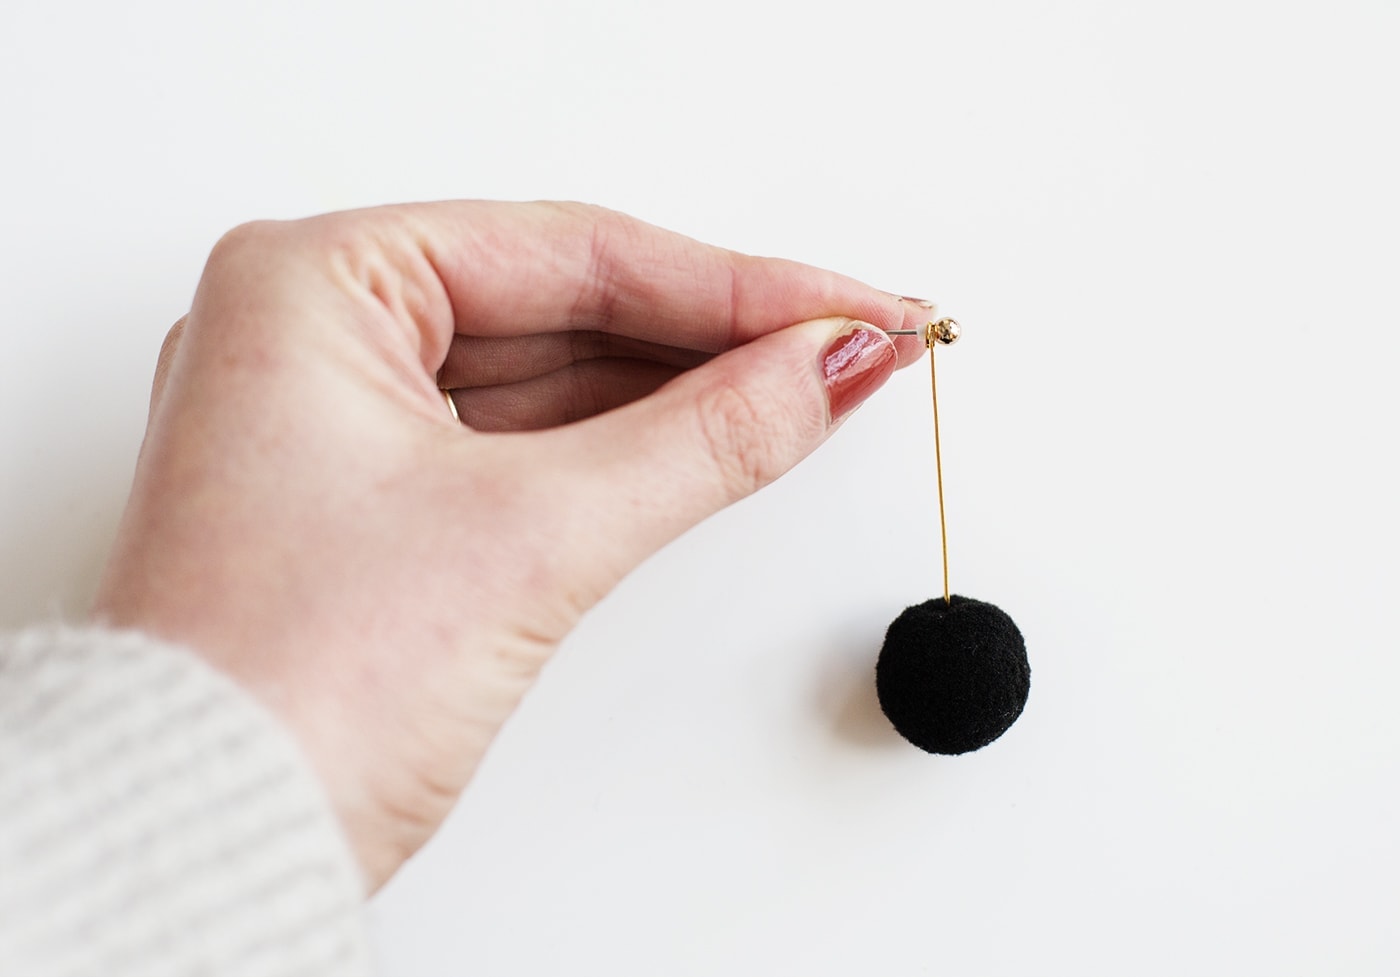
[922,318,961,604]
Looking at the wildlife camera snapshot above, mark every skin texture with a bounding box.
[92,201,932,890]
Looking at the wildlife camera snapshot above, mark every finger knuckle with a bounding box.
[206,211,450,358]
[546,200,624,226]
[205,219,284,268]
[693,378,791,499]
[206,214,368,281]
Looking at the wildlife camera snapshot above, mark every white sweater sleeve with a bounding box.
[0,627,375,977]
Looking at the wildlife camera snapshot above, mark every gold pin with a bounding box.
[888,318,961,605]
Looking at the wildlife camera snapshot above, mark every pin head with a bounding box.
[929,317,961,347]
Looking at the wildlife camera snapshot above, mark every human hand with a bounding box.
[92,202,934,888]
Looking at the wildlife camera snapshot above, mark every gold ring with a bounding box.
[442,388,460,423]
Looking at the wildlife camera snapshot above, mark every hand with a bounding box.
[92,201,932,888]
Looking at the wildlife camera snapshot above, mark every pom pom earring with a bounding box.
[876,318,1029,754]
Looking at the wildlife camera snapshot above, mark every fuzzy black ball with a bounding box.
[876,595,1029,755]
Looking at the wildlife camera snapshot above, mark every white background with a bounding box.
[3,1,1398,974]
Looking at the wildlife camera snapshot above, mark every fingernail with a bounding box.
[822,322,897,423]
[897,295,938,310]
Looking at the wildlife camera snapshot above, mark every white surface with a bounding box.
[3,1,1398,973]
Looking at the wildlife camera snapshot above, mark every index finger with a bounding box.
[357,200,933,362]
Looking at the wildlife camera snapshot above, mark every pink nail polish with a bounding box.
[822,323,896,422]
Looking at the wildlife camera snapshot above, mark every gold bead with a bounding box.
[928,317,961,347]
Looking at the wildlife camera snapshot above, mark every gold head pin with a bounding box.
[887,318,961,605]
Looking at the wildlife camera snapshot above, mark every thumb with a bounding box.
[543,317,898,590]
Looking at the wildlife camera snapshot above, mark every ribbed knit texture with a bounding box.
[0,627,374,977]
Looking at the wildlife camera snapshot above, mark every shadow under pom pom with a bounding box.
[876,595,1029,755]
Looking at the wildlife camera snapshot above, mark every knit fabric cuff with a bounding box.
[0,626,374,977]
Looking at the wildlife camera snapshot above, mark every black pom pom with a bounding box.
[876,595,1030,755]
